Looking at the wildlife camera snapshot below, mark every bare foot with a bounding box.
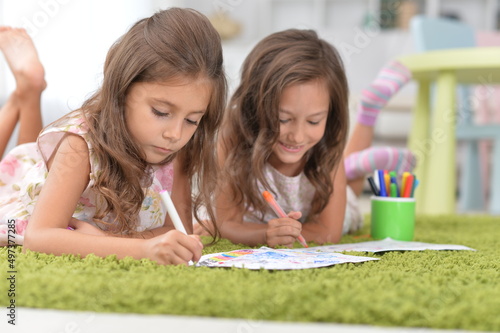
[0,27,46,92]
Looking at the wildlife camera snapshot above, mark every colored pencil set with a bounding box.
[367,170,418,198]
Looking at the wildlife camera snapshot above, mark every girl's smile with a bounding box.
[278,142,305,153]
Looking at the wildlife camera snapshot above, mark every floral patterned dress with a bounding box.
[0,111,174,246]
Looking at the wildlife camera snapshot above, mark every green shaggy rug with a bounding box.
[1,214,499,331]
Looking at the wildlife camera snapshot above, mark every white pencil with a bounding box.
[373,170,380,191]
[159,190,193,265]
[159,190,187,234]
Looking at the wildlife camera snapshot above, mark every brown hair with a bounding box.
[73,8,226,236]
[221,29,348,221]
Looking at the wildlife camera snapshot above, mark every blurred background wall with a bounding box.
[1,0,499,155]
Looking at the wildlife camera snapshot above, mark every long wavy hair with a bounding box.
[64,8,226,236]
[221,29,348,221]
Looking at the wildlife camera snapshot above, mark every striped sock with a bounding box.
[357,60,412,126]
[344,147,417,181]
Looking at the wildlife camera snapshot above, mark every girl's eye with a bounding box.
[152,108,168,117]
[308,120,320,125]
[186,118,199,126]
[279,119,290,124]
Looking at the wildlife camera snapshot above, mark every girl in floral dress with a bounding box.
[0,26,45,240]
[0,8,226,265]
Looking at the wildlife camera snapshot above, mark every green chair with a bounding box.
[400,15,500,215]
[399,46,500,215]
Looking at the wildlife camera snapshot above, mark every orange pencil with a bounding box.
[262,191,308,248]
[403,174,414,198]
[401,172,410,196]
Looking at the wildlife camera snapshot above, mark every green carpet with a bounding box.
[1,215,499,331]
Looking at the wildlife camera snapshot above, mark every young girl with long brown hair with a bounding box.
[0,8,226,265]
[205,29,415,247]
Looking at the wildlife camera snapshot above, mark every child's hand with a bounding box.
[266,211,303,248]
[144,230,203,265]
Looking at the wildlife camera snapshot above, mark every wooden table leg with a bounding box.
[424,71,457,214]
[408,79,430,213]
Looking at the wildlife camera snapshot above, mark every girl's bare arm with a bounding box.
[23,134,202,264]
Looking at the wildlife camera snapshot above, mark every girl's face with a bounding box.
[268,79,330,176]
[125,77,211,164]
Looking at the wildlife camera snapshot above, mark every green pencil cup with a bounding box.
[370,196,416,241]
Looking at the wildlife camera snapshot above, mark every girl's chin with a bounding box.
[271,152,305,166]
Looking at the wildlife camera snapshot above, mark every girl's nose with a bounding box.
[288,123,305,143]
[163,119,182,142]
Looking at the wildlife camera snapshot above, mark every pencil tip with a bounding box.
[262,191,273,202]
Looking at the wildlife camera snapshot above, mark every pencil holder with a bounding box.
[370,196,416,241]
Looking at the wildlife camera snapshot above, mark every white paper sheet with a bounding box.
[196,247,379,270]
[303,238,476,253]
